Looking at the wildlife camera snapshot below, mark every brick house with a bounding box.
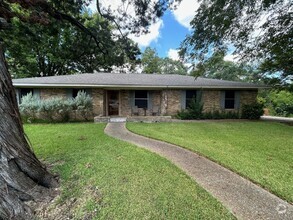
[13,73,263,117]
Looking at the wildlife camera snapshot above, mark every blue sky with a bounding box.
[89,1,236,62]
[147,11,190,58]
[89,0,201,60]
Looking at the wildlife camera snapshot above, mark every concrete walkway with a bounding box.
[105,122,293,220]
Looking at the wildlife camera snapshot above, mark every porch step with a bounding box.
[109,117,127,123]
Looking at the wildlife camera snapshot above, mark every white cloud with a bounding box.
[172,0,200,29]
[224,54,239,62]
[129,20,164,47]
[167,49,180,60]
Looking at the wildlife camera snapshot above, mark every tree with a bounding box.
[141,47,161,74]
[141,47,188,74]
[193,51,262,82]
[180,0,292,83]
[160,57,188,75]
[0,0,175,218]
[3,11,140,78]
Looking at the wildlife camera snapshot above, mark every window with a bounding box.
[72,89,90,98]
[225,90,235,109]
[20,88,34,98]
[135,90,148,108]
[186,90,197,108]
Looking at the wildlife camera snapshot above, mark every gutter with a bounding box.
[12,83,267,90]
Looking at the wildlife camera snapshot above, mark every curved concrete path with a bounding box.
[105,122,293,220]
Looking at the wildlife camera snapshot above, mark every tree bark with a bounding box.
[0,44,58,219]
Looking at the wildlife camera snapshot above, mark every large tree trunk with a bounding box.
[0,45,58,219]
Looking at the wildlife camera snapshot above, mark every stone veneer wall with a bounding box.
[120,90,132,116]
[240,90,258,108]
[202,90,221,112]
[162,90,181,116]
[38,88,258,117]
[40,88,67,100]
[92,89,104,116]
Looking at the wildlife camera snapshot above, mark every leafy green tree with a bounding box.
[0,1,175,218]
[141,47,161,74]
[180,0,292,83]
[141,47,188,74]
[3,12,139,78]
[193,51,262,82]
[160,57,188,75]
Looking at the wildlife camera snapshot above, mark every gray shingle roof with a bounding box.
[12,72,264,89]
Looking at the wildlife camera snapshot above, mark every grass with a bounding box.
[127,121,293,203]
[25,123,235,219]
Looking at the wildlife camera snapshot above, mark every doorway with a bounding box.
[108,90,119,116]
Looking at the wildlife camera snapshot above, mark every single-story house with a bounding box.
[12,73,264,117]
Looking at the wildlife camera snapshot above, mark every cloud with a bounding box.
[167,49,180,60]
[224,54,239,62]
[129,20,164,47]
[172,0,200,29]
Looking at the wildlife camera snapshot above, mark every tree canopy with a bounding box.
[180,0,292,83]
[193,51,262,83]
[141,47,188,74]
[2,4,140,78]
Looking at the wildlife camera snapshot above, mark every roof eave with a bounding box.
[12,83,266,90]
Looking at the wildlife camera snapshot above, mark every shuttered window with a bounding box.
[225,90,235,109]
[135,90,148,108]
[186,90,197,108]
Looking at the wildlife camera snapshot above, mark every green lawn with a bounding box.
[25,123,234,219]
[127,121,293,203]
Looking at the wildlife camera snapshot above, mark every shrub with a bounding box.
[176,97,204,120]
[19,92,40,121]
[258,89,293,117]
[19,91,93,123]
[202,110,240,120]
[241,103,264,119]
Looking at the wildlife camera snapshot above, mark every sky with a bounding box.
[88,0,201,60]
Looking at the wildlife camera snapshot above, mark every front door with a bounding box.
[108,91,119,116]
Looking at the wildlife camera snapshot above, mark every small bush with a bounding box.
[19,92,40,120]
[176,97,204,120]
[241,103,264,119]
[19,91,93,123]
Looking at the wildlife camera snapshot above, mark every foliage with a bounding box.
[3,12,140,78]
[127,122,293,202]
[176,96,240,120]
[160,57,188,75]
[141,47,188,74]
[18,92,41,119]
[192,51,262,83]
[141,47,162,74]
[241,103,264,119]
[202,110,240,120]
[180,0,292,83]
[19,91,93,122]
[25,123,234,219]
[259,89,293,117]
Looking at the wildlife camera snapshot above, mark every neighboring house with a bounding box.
[12,73,264,117]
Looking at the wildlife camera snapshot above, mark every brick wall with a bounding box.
[40,88,67,99]
[120,90,132,116]
[240,90,258,108]
[92,89,104,116]
[164,90,182,116]
[34,88,258,117]
[202,90,221,112]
